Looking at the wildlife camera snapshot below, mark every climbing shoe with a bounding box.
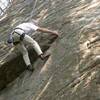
[26,64,34,72]
[39,53,51,60]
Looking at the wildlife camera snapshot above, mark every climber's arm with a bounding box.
[37,27,59,36]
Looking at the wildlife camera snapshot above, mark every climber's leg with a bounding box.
[23,34,51,59]
[16,42,34,71]
[23,34,43,56]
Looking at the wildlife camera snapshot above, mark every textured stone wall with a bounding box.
[0,0,100,100]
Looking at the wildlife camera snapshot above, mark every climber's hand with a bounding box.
[52,31,59,37]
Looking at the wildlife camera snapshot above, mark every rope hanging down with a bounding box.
[29,0,38,20]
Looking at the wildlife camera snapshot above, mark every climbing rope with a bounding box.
[29,0,38,20]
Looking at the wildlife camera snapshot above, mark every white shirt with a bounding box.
[15,22,39,35]
[8,22,39,44]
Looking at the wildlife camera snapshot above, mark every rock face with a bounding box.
[0,0,100,100]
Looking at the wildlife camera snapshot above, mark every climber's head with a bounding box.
[30,19,38,25]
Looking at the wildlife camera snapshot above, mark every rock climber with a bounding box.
[7,20,59,71]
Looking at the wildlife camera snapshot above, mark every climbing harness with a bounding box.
[29,0,38,20]
[14,28,25,40]
[12,28,25,45]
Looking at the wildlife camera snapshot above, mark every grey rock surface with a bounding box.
[0,0,100,100]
